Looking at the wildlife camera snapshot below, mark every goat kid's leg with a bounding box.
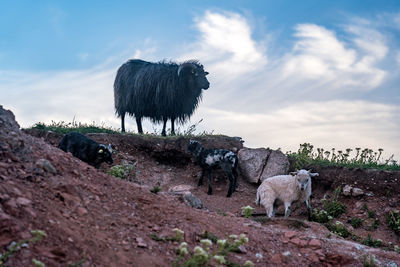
[170,117,175,136]
[161,118,168,136]
[233,167,239,190]
[225,169,235,197]
[136,117,143,134]
[207,169,213,195]
[121,113,126,133]
[197,170,204,186]
[284,202,292,218]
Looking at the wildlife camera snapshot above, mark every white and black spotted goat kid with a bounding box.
[187,140,238,197]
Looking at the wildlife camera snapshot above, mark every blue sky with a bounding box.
[1,1,400,160]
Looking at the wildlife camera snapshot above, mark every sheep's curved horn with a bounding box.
[177,63,196,76]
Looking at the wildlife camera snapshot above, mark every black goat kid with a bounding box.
[187,140,238,197]
[58,132,113,169]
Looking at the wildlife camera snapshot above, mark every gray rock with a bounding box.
[260,150,290,182]
[352,188,364,196]
[35,159,57,174]
[238,148,270,183]
[342,185,353,196]
[183,193,203,209]
[238,148,289,184]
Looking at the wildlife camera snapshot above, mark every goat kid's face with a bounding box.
[98,144,113,164]
[187,140,201,155]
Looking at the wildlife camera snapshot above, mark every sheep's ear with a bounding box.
[289,171,297,176]
[309,172,319,177]
[177,63,195,77]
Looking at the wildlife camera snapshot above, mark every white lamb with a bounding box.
[255,169,319,218]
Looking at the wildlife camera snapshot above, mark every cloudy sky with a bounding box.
[1,1,399,160]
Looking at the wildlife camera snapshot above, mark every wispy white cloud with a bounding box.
[180,11,267,75]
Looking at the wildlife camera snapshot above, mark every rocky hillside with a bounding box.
[1,105,399,266]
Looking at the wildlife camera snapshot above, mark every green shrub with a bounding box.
[361,234,382,248]
[367,210,376,219]
[241,206,255,218]
[322,188,347,218]
[150,186,161,194]
[327,221,351,238]
[107,164,134,180]
[311,208,332,223]
[350,217,363,228]
[363,254,375,267]
[386,210,400,235]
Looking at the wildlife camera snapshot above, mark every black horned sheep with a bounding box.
[114,59,210,136]
[187,140,238,197]
[58,132,113,168]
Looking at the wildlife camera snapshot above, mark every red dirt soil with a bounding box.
[1,105,400,266]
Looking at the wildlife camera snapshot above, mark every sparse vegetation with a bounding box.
[367,210,376,219]
[32,259,45,267]
[311,208,332,223]
[150,186,161,194]
[361,234,382,248]
[322,188,347,218]
[326,221,352,238]
[107,164,135,180]
[29,120,120,134]
[241,206,254,218]
[350,217,363,228]
[173,230,252,267]
[27,119,216,137]
[0,230,46,266]
[386,210,400,235]
[287,143,399,171]
[363,254,375,267]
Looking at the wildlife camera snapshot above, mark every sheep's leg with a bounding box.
[136,117,143,134]
[305,197,312,220]
[206,169,213,195]
[170,117,175,136]
[198,169,204,186]
[284,202,291,218]
[161,118,168,136]
[121,113,126,133]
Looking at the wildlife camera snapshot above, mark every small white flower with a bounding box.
[217,239,227,247]
[243,260,255,267]
[178,242,187,249]
[200,239,212,247]
[213,255,226,264]
[239,234,249,243]
[229,234,238,240]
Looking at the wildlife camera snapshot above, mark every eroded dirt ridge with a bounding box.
[1,105,400,266]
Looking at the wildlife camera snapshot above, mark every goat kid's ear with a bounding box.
[309,172,319,177]
[290,171,297,176]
